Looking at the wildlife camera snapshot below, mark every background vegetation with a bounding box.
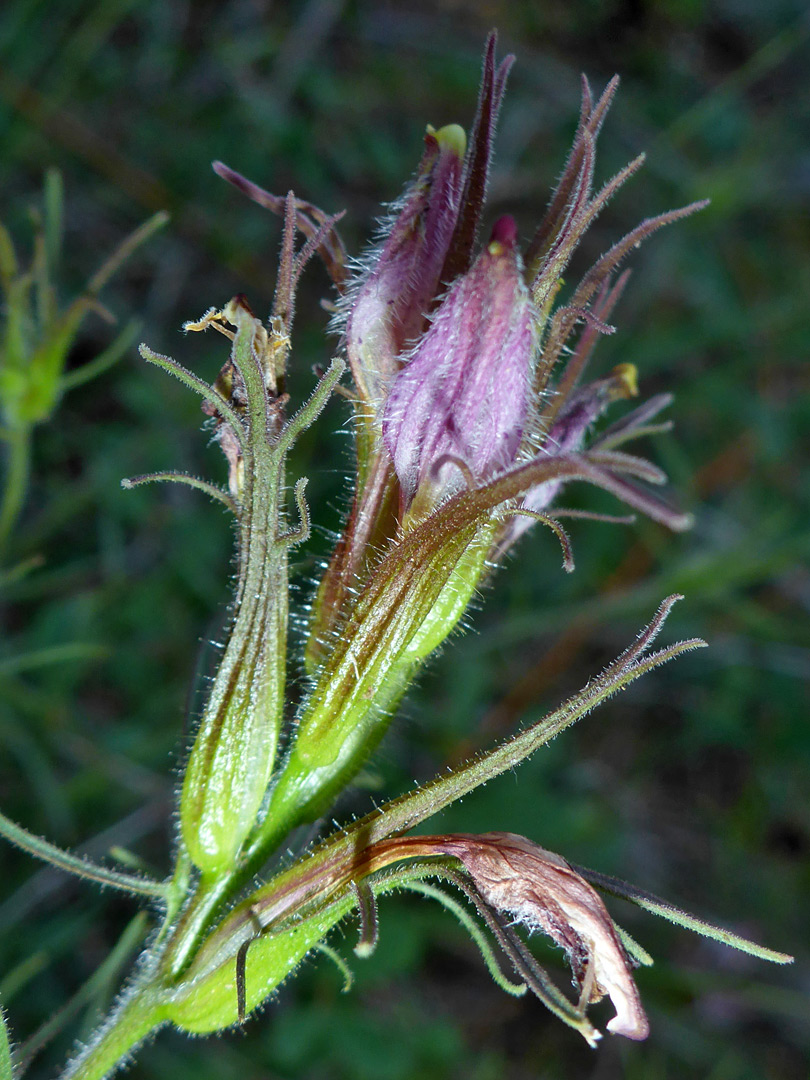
[1,1,808,1077]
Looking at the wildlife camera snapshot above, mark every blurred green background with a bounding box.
[1,1,808,1077]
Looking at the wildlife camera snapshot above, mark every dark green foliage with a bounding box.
[0,1,807,1076]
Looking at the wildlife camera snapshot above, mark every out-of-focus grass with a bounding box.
[0,2,807,1077]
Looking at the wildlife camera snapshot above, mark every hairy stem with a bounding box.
[56,986,163,1080]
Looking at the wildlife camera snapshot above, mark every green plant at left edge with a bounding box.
[0,35,792,1080]
[0,170,167,555]
[0,173,167,1078]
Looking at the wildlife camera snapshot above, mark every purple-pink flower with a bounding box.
[382,215,535,516]
[346,124,466,409]
[215,31,700,659]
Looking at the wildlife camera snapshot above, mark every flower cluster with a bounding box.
[13,35,789,1080]
[304,42,698,669]
[154,35,782,1050]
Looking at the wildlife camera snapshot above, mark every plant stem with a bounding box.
[0,426,31,557]
[56,982,163,1080]
[162,871,236,976]
[0,806,168,897]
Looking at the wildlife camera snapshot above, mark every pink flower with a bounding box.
[346,124,467,408]
[382,216,535,515]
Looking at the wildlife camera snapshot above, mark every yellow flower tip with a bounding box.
[432,123,467,160]
[611,363,639,399]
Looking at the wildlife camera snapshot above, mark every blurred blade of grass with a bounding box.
[0,0,75,82]
[13,911,149,1074]
[0,642,108,678]
[1,702,74,836]
[42,168,63,279]
[0,554,44,592]
[0,429,31,555]
[29,0,143,109]
[32,169,63,331]
[654,13,810,152]
[0,63,171,211]
[0,65,277,295]
[0,952,48,1006]
[266,0,347,117]
[59,317,139,391]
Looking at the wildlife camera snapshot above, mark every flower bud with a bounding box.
[179,301,291,875]
[346,124,466,408]
[265,519,483,831]
[383,215,536,520]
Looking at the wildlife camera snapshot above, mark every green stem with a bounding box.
[56,985,163,1080]
[161,869,238,977]
[0,426,31,556]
